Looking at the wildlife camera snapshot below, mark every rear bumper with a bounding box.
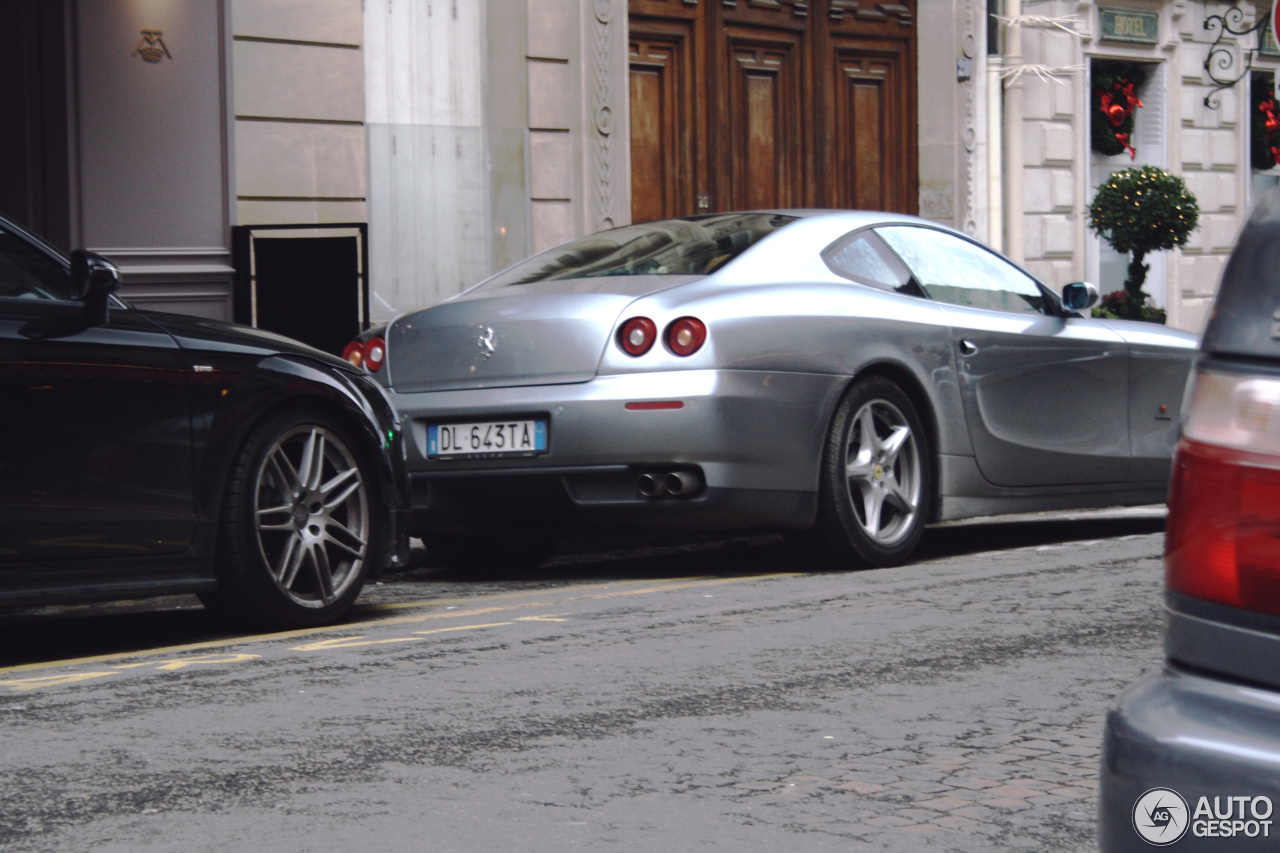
[1099,665,1280,851]
[392,369,845,534]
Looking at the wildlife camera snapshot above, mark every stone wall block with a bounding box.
[1042,214,1074,256]
[1051,168,1074,210]
[1024,77,1053,120]
[236,122,366,199]
[1041,122,1074,165]
[1180,88,1201,127]
[531,200,576,252]
[529,60,576,129]
[528,0,576,58]
[1208,212,1241,252]
[232,0,361,46]
[1025,168,1054,212]
[1052,77,1076,119]
[1180,129,1207,168]
[1209,130,1237,169]
[529,131,574,199]
[1044,31,1075,68]
[1217,172,1237,210]
[233,41,364,121]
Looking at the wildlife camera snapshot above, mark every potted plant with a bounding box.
[1087,166,1199,323]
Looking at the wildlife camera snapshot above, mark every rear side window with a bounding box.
[474,213,798,290]
[0,228,74,301]
[876,225,1049,315]
[822,230,924,297]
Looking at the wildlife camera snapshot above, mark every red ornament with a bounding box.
[1115,132,1137,160]
[1096,78,1144,157]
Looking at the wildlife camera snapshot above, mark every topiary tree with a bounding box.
[1087,166,1199,322]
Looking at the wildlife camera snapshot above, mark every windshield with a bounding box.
[475,213,799,290]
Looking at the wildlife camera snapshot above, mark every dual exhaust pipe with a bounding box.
[637,470,702,499]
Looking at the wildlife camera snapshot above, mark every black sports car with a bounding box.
[0,214,409,628]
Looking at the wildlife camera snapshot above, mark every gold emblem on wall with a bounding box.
[133,30,172,63]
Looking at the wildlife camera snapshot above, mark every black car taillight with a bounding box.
[1166,368,1280,617]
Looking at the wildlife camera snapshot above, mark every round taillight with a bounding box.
[365,336,386,372]
[666,317,706,356]
[342,340,365,368]
[619,317,657,356]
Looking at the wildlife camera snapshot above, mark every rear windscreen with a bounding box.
[475,213,799,290]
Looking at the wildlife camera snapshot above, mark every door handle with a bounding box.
[959,339,978,356]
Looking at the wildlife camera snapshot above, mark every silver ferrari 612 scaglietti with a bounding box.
[346,211,1198,571]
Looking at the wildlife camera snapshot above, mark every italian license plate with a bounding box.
[427,419,547,458]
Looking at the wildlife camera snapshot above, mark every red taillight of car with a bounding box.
[341,337,386,372]
[342,340,365,368]
[666,317,706,356]
[1166,369,1280,617]
[619,317,657,356]
[365,336,386,372]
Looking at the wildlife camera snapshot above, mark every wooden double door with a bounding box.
[629,0,917,222]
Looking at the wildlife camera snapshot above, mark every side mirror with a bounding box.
[71,250,121,325]
[1061,281,1099,312]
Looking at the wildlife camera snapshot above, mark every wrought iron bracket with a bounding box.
[1203,5,1271,109]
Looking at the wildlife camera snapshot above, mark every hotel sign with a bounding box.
[1099,8,1159,44]
[1262,19,1279,58]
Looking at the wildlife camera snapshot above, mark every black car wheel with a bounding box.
[810,376,931,568]
[205,409,378,628]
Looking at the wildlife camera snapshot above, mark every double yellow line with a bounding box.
[0,573,800,683]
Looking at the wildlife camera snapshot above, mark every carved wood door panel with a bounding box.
[821,38,913,212]
[721,34,806,210]
[629,9,703,221]
[627,0,916,222]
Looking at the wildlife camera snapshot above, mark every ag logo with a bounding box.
[1134,787,1190,845]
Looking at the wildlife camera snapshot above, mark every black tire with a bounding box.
[424,533,559,575]
[808,376,932,568]
[202,408,379,628]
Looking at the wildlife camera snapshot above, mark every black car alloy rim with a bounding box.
[253,426,369,608]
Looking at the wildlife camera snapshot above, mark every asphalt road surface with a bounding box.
[0,508,1167,852]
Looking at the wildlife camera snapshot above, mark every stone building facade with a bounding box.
[3,0,1274,335]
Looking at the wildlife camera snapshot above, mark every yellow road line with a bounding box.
[0,572,802,676]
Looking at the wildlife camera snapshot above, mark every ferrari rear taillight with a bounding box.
[365,336,386,372]
[342,340,366,368]
[342,336,386,372]
[1166,368,1280,617]
[666,317,706,356]
[619,317,657,356]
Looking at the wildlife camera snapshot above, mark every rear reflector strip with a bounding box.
[625,401,684,411]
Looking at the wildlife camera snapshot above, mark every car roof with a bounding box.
[1201,189,1280,360]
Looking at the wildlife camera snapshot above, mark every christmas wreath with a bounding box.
[1252,74,1280,171]
[1091,62,1148,159]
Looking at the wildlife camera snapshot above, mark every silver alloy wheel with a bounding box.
[844,398,922,546]
[252,425,369,609]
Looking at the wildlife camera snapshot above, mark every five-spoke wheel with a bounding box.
[810,376,932,567]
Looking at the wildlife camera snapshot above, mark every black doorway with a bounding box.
[232,224,370,355]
